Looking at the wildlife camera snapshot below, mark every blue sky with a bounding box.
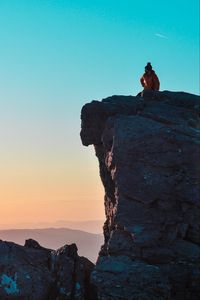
[0,0,199,225]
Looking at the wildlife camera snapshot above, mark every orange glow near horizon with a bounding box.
[0,148,105,227]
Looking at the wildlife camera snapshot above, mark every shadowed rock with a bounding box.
[81,90,200,300]
[0,239,97,300]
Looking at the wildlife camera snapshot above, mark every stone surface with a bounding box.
[0,240,97,300]
[80,90,200,300]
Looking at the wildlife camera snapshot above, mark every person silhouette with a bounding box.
[140,62,160,91]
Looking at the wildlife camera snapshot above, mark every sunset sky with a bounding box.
[0,0,199,228]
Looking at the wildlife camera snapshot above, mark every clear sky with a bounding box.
[0,0,199,227]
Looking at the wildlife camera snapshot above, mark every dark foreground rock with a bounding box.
[81,90,200,300]
[0,239,97,300]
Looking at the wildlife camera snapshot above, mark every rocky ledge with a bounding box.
[0,239,97,300]
[80,90,200,300]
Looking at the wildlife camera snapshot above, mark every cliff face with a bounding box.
[0,239,97,300]
[81,90,200,300]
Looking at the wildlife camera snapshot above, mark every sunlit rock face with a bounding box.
[0,239,96,300]
[81,90,200,300]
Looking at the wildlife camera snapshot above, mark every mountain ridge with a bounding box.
[0,220,104,234]
[0,227,103,263]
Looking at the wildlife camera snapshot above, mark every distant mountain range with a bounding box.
[0,219,104,234]
[0,227,104,263]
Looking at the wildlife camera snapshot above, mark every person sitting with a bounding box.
[140,62,160,91]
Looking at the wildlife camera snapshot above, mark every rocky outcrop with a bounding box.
[81,90,200,299]
[0,239,97,300]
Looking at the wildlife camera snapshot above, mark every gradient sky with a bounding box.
[0,0,199,227]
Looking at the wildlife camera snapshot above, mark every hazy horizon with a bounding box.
[0,219,104,234]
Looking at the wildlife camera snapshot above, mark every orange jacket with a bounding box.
[140,71,160,91]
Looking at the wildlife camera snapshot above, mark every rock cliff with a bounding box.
[80,90,200,300]
[0,239,97,299]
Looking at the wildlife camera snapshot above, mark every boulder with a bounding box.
[0,240,97,300]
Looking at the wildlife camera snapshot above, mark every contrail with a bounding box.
[155,33,168,39]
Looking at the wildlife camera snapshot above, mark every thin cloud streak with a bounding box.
[155,33,168,39]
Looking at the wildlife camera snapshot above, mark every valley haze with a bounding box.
[0,220,104,262]
[0,227,103,263]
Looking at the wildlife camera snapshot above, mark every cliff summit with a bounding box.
[81,90,200,300]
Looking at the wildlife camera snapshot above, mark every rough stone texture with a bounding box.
[0,239,97,300]
[80,90,200,300]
